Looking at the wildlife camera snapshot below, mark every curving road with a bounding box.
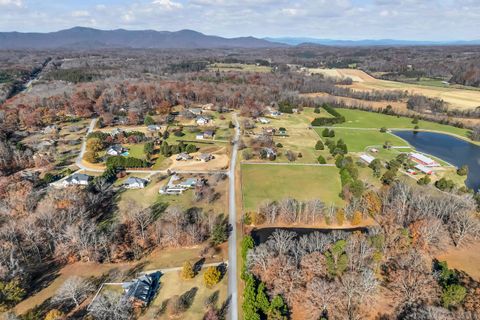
[228,113,240,320]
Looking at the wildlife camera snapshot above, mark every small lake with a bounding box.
[251,227,368,245]
[393,130,480,191]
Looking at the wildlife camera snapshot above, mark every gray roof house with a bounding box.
[189,108,203,116]
[203,130,215,139]
[107,144,127,156]
[62,173,91,187]
[197,153,214,162]
[176,152,193,161]
[178,178,198,188]
[124,177,148,189]
[122,272,160,306]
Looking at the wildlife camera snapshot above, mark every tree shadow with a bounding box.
[178,287,198,312]
[193,257,206,275]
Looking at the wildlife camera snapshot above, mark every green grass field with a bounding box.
[329,109,470,138]
[316,128,409,152]
[241,164,343,211]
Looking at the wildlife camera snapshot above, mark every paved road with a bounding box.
[228,113,240,320]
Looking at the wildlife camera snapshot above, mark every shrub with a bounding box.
[336,209,345,225]
[144,115,155,126]
[315,140,324,150]
[185,144,197,153]
[317,155,327,164]
[84,150,99,163]
[417,175,431,185]
[86,137,104,152]
[45,309,65,320]
[314,107,321,113]
[181,261,195,280]
[203,267,221,288]
[276,143,283,148]
[442,284,467,308]
[380,127,387,133]
[457,165,468,176]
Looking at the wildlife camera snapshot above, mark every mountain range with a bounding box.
[1,27,479,49]
[265,37,480,47]
[0,27,283,49]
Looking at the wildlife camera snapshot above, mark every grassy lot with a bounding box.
[140,268,228,320]
[208,63,272,73]
[330,108,470,138]
[316,128,409,152]
[118,174,228,214]
[241,164,343,211]
[125,143,146,159]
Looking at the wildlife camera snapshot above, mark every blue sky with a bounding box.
[1,0,479,40]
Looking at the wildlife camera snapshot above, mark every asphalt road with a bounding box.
[228,113,240,320]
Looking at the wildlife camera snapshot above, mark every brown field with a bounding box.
[307,68,480,110]
[436,242,480,281]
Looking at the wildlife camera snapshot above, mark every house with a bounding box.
[107,144,127,156]
[409,152,438,167]
[196,133,205,140]
[159,175,198,195]
[262,127,276,135]
[123,272,160,307]
[196,116,211,126]
[360,154,375,164]
[176,152,193,161]
[415,164,433,175]
[370,148,379,153]
[62,173,91,187]
[292,108,299,114]
[270,110,281,117]
[189,108,203,116]
[147,125,161,132]
[407,169,417,175]
[203,130,215,139]
[258,117,270,124]
[124,177,149,189]
[197,153,213,162]
[262,148,277,160]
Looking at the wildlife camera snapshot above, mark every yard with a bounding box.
[140,268,228,320]
[241,164,344,212]
[330,108,471,138]
[316,128,409,152]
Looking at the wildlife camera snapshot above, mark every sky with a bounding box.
[1,0,480,40]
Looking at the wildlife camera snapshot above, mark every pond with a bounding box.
[392,130,480,191]
[251,227,368,245]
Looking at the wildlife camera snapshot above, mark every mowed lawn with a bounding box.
[242,164,343,211]
[330,109,470,138]
[317,128,409,152]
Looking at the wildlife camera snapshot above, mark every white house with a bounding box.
[147,125,161,132]
[196,116,211,126]
[159,175,198,195]
[107,145,127,156]
[258,117,270,124]
[360,154,375,164]
[124,177,149,189]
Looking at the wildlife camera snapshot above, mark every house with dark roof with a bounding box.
[122,272,160,307]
